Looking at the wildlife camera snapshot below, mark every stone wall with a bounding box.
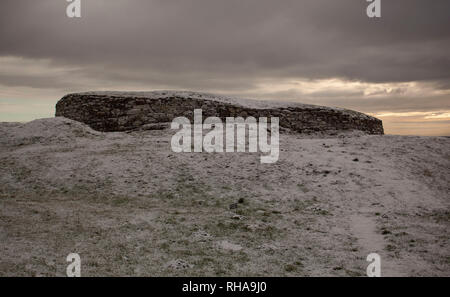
[55,91,384,134]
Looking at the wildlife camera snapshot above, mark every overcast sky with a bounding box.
[1,0,449,135]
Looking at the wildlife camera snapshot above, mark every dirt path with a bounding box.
[350,212,404,276]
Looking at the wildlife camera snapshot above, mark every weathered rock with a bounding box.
[55,91,384,134]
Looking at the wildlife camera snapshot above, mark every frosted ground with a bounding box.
[0,117,449,276]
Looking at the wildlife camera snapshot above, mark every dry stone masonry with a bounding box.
[55,91,384,134]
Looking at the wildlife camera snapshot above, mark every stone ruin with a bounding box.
[55,91,384,134]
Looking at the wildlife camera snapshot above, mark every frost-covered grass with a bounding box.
[0,118,449,276]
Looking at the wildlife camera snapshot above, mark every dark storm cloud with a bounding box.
[1,0,450,87]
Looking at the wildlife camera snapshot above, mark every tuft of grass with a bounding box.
[296,183,310,193]
[284,264,298,272]
[112,196,131,206]
[381,229,391,235]
[423,169,433,177]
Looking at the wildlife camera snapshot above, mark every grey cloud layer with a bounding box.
[1,0,450,84]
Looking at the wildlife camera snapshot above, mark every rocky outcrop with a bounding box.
[55,91,384,134]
